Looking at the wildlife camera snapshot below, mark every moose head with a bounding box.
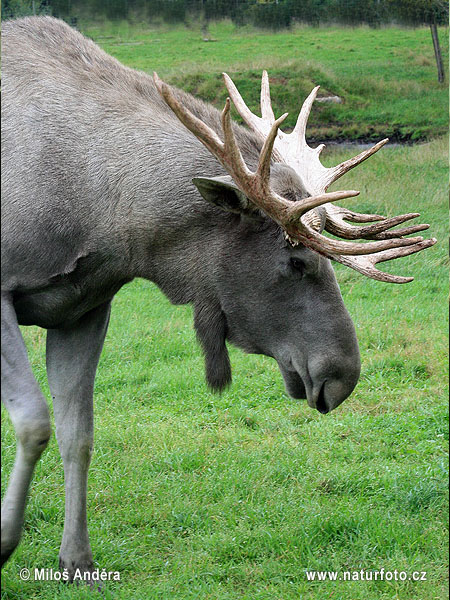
[152,71,435,413]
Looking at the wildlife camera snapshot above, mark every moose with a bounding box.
[1,16,435,578]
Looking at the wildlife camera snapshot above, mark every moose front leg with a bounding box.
[1,292,52,565]
[46,302,111,580]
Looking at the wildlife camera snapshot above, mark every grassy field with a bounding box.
[1,132,448,599]
[78,20,450,142]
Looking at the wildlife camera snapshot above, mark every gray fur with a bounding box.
[1,17,360,573]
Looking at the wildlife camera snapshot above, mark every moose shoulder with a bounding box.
[1,16,435,577]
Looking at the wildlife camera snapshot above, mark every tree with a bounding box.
[1,0,51,18]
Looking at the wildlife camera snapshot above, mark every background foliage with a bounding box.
[1,0,448,28]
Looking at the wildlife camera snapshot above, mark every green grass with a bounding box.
[1,133,448,599]
[80,20,449,142]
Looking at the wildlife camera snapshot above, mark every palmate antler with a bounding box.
[154,71,436,283]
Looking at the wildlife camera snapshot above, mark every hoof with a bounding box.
[59,557,116,593]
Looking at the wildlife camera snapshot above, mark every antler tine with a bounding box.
[153,72,224,158]
[222,72,269,137]
[365,223,430,240]
[221,97,253,181]
[261,70,275,121]
[287,190,360,223]
[285,219,425,257]
[325,138,389,189]
[292,86,320,143]
[325,208,430,240]
[342,209,386,222]
[333,238,436,283]
[258,112,289,185]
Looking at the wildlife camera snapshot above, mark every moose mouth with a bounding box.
[278,364,307,400]
[278,363,330,414]
[315,384,329,414]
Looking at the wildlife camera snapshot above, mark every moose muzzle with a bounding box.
[278,349,361,414]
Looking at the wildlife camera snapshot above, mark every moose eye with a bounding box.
[290,257,305,275]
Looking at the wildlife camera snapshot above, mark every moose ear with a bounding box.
[193,175,255,215]
[194,300,231,392]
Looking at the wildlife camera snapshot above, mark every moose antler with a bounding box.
[154,72,436,283]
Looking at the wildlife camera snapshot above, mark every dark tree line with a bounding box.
[2,0,448,27]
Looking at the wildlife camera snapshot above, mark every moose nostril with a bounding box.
[316,383,329,414]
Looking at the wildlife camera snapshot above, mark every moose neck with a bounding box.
[113,92,263,305]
